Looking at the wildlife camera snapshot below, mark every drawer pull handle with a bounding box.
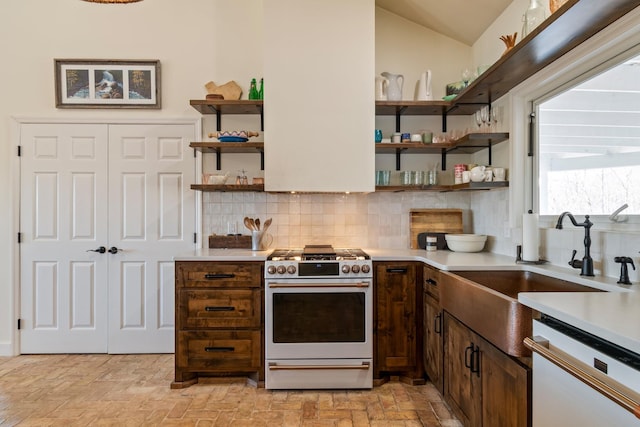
[204,273,236,280]
[205,306,235,312]
[426,278,437,286]
[268,362,370,370]
[205,346,235,352]
[386,268,408,273]
[434,313,442,335]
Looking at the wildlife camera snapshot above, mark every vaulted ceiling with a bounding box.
[375,0,514,45]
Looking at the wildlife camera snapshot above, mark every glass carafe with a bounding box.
[521,0,547,39]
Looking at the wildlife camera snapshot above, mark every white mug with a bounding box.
[493,167,506,181]
[484,169,493,182]
[462,170,471,183]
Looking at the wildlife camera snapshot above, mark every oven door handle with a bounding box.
[267,282,370,288]
[268,362,370,370]
[524,336,640,419]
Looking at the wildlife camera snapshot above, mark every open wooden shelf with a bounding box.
[190,142,264,153]
[375,132,509,170]
[448,0,639,114]
[375,181,509,192]
[189,99,263,115]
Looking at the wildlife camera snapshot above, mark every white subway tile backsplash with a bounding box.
[201,190,638,281]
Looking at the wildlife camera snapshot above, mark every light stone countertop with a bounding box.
[175,247,640,353]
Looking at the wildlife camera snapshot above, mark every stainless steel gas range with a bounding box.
[264,245,373,390]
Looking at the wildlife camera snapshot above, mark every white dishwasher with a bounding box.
[526,316,640,426]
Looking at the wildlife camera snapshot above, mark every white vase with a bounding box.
[522,0,547,39]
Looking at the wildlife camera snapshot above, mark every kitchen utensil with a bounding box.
[416,70,433,101]
[381,72,403,101]
[417,232,448,250]
[470,166,486,182]
[251,230,273,251]
[208,130,259,142]
[409,209,463,249]
[206,172,230,185]
[445,234,487,252]
[255,218,260,230]
[375,75,388,101]
[244,217,255,231]
[262,218,272,233]
[204,80,242,100]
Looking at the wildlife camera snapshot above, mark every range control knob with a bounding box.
[276,265,286,274]
[342,265,351,274]
[267,265,276,275]
[351,265,361,273]
[287,265,297,275]
[361,264,371,274]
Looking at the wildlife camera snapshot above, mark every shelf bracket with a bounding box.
[487,141,492,165]
[259,105,264,131]
[441,150,447,171]
[260,150,264,171]
[442,110,447,133]
[395,147,408,171]
[215,150,222,171]
[395,106,407,132]
[216,111,222,131]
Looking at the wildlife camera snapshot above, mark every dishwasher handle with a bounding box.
[524,336,640,419]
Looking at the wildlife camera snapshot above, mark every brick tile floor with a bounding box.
[0,355,462,426]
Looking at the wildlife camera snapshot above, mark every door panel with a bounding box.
[20,122,196,354]
[20,123,109,353]
[107,124,195,353]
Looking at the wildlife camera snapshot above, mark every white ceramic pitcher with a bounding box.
[381,72,403,101]
[375,75,388,100]
[416,70,433,101]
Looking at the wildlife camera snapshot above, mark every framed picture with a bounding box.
[55,59,160,109]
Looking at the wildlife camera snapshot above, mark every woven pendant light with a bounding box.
[82,0,143,3]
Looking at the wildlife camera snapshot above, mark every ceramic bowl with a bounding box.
[445,234,487,252]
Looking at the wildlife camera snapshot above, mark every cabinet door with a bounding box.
[479,336,530,427]
[375,262,418,371]
[423,294,443,393]
[444,313,481,427]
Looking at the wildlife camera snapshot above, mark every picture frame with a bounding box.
[55,59,161,109]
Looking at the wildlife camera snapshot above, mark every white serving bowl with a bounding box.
[207,173,229,185]
[445,234,487,252]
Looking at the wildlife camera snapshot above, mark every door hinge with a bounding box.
[194,233,197,244]
[17,145,22,157]
[17,319,21,330]
[17,232,22,243]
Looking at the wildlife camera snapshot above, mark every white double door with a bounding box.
[20,122,196,354]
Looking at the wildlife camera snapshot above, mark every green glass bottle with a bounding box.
[249,78,259,100]
[258,78,264,100]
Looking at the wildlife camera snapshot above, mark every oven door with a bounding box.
[265,278,373,360]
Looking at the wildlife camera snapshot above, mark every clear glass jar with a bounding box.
[522,0,547,39]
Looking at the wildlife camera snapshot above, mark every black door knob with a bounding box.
[87,246,106,254]
[108,246,121,254]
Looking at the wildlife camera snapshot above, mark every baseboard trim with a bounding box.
[0,342,15,356]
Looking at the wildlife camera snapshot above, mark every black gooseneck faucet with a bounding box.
[555,212,594,276]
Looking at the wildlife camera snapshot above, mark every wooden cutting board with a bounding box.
[409,209,463,249]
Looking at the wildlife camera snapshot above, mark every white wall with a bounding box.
[0,0,264,354]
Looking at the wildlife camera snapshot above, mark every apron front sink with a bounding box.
[439,270,603,357]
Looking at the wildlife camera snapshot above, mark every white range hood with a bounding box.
[263,0,375,193]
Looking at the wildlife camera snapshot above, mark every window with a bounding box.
[536,53,640,218]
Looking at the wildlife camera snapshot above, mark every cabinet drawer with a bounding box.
[423,265,440,301]
[176,261,262,288]
[179,289,261,329]
[176,330,261,371]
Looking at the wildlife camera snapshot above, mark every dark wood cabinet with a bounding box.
[423,265,444,394]
[374,261,424,384]
[444,312,530,427]
[172,261,264,389]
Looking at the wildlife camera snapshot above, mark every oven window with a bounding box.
[272,292,365,343]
